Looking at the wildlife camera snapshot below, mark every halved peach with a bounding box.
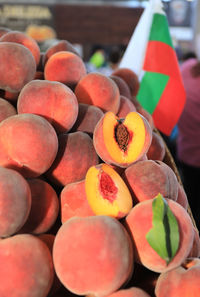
[93,111,152,168]
[85,163,133,218]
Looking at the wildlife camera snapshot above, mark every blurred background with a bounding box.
[0,0,198,62]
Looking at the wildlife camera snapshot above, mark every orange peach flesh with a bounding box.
[103,112,147,164]
[85,163,133,218]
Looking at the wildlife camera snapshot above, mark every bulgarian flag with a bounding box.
[119,0,186,136]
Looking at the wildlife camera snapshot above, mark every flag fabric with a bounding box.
[119,0,186,136]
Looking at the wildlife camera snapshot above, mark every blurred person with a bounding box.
[86,45,124,76]
[181,51,197,62]
[86,44,107,73]
[176,56,200,231]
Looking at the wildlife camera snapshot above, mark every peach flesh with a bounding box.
[93,111,152,168]
[85,163,133,219]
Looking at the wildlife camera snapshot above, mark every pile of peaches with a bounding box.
[0,27,199,297]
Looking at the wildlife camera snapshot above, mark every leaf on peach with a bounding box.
[146,193,180,265]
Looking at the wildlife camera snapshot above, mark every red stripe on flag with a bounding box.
[143,41,186,135]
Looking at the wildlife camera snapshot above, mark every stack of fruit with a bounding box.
[0,27,199,297]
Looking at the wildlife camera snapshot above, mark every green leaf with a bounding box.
[146,193,180,265]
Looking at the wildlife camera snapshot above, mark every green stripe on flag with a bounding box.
[149,13,173,47]
[137,72,169,114]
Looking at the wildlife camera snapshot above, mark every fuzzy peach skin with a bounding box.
[0,42,36,92]
[74,72,120,114]
[188,227,200,258]
[0,234,54,297]
[146,131,166,161]
[176,183,188,210]
[117,95,137,118]
[71,103,104,135]
[110,75,132,100]
[123,160,179,204]
[17,79,79,133]
[60,179,94,223]
[38,234,62,296]
[85,163,133,219]
[0,30,40,66]
[18,178,59,234]
[0,97,17,122]
[93,111,152,168]
[53,216,134,297]
[155,257,200,296]
[104,287,151,297]
[125,198,195,273]
[111,68,140,97]
[136,107,155,130]
[46,131,99,187]
[44,51,87,89]
[42,39,79,67]
[0,113,58,178]
[0,166,31,238]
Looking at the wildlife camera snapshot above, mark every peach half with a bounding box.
[93,111,152,168]
[85,163,133,218]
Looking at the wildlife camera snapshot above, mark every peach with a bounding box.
[25,24,56,43]
[43,39,79,66]
[123,160,179,204]
[117,95,137,118]
[0,97,17,122]
[85,163,133,218]
[46,131,99,187]
[17,79,79,133]
[176,183,188,210]
[112,68,140,96]
[60,179,94,223]
[110,75,132,100]
[53,215,134,297]
[71,103,104,135]
[105,287,151,297]
[0,30,40,66]
[155,257,200,296]
[0,234,54,297]
[0,42,36,92]
[188,227,200,258]
[74,72,120,114]
[38,234,62,296]
[125,197,195,273]
[0,166,31,238]
[129,95,142,110]
[18,178,59,234]
[44,51,87,89]
[146,131,166,161]
[137,107,155,130]
[93,111,152,168]
[0,113,58,178]
[0,26,11,37]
